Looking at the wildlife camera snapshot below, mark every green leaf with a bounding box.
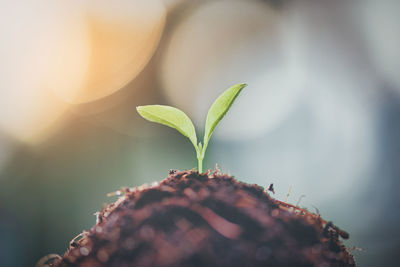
[136,83,247,173]
[136,105,197,147]
[203,83,247,147]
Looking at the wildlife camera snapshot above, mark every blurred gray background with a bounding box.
[0,0,399,266]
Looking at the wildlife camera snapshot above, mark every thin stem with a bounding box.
[197,139,209,173]
[195,142,203,173]
[198,156,203,173]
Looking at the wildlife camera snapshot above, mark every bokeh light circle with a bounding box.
[52,0,167,104]
[0,1,89,143]
[160,0,304,140]
[358,0,400,89]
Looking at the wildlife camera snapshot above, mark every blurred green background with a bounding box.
[1,0,399,266]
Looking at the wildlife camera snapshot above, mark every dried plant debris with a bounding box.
[51,170,355,267]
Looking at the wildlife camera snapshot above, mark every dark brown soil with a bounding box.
[50,170,355,267]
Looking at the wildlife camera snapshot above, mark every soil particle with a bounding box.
[51,170,355,267]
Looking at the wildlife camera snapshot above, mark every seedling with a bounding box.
[136,83,247,173]
[50,81,355,266]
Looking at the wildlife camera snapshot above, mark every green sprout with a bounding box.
[136,83,247,173]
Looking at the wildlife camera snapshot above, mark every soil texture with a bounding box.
[50,170,355,267]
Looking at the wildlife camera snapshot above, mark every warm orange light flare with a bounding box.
[0,0,166,143]
[52,0,166,104]
[0,1,89,143]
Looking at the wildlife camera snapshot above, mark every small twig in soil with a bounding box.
[296,194,306,206]
[215,163,220,173]
[285,184,293,202]
[69,231,89,249]
[107,187,130,197]
[311,204,320,215]
[35,254,61,267]
[94,211,101,224]
[348,246,366,252]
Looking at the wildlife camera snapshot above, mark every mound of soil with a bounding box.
[50,170,355,267]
